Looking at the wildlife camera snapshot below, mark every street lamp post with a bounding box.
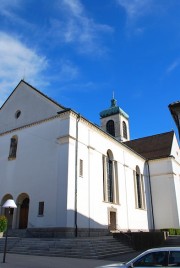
[2,199,17,263]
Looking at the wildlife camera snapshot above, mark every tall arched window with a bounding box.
[9,135,18,159]
[102,150,119,204]
[107,152,113,202]
[134,166,145,209]
[123,121,127,139]
[106,120,115,137]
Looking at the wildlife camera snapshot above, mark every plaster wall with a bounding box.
[0,116,69,228]
[0,111,151,231]
[0,82,63,134]
[149,158,180,229]
[67,115,149,231]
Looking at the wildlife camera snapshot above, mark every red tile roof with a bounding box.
[124,131,174,160]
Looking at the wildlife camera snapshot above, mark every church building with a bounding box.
[0,80,179,237]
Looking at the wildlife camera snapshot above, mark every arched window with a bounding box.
[123,121,127,139]
[134,166,145,209]
[102,150,119,204]
[107,152,113,202]
[106,120,115,137]
[9,135,18,159]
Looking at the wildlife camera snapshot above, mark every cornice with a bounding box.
[0,108,145,161]
[0,110,71,137]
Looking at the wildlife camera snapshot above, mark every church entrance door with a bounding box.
[109,211,116,230]
[19,197,29,229]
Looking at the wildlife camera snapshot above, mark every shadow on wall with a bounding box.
[28,209,110,238]
[143,164,154,231]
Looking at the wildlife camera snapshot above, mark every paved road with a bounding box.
[0,252,141,268]
[0,254,114,268]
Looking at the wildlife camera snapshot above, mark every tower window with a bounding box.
[123,121,127,139]
[106,120,115,137]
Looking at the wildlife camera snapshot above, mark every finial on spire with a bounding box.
[111,90,117,107]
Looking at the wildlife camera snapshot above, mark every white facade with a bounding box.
[0,80,180,236]
[149,135,180,229]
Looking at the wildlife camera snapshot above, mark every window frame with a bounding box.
[133,251,168,267]
[106,120,115,137]
[169,250,180,266]
[102,151,119,204]
[122,121,127,139]
[8,135,18,160]
[134,166,146,210]
[38,201,44,216]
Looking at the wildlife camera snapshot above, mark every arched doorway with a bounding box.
[17,194,30,229]
[1,194,14,229]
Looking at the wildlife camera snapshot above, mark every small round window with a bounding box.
[15,110,21,119]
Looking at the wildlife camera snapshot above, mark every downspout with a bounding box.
[75,114,80,237]
[123,151,129,230]
[88,130,91,237]
[146,160,155,230]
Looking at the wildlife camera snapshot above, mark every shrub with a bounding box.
[175,229,180,235]
[161,228,180,235]
[169,228,176,235]
[0,215,7,232]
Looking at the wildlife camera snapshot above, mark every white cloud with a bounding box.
[0,0,35,31]
[53,0,113,55]
[59,60,79,81]
[115,0,155,35]
[0,0,22,19]
[0,32,48,106]
[62,0,84,17]
[0,0,22,10]
[116,0,153,19]
[167,60,180,73]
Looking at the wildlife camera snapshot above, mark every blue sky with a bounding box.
[0,0,180,139]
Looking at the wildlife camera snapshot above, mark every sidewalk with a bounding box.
[0,251,140,268]
[1,254,111,268]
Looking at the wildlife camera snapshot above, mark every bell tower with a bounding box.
[100,97,130,142]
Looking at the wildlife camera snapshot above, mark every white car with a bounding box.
[96,247,180,267]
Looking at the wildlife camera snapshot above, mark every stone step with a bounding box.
[0,236,134,259]
[164,235,180,246]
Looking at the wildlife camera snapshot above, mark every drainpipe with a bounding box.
[75,114,80,237]
[146,160,155,230]
[123,151,129,230]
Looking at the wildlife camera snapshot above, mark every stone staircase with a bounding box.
[163,235,180,247]
[0,236,135,259]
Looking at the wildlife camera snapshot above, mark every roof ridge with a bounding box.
[0,80,67,110]
[128,130,174,142]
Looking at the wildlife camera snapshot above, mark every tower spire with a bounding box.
[100,93,130,142]
[111,90,117,107]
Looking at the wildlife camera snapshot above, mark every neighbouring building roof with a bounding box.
[124,131,174,160]
[169,101,180,138]
[169,101,180,109]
